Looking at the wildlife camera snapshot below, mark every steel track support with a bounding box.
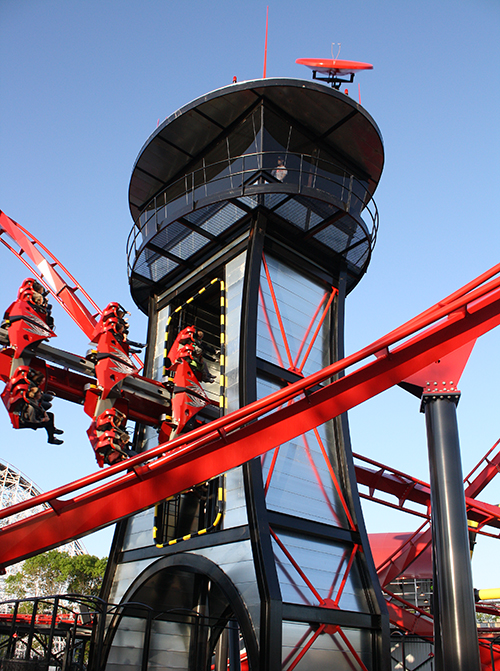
[423,393,480,671]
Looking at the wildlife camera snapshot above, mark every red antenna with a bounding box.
[263,6,269,78]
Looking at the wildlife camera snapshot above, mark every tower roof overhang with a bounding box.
[128,77,384,223]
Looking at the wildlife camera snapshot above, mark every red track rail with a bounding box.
[464,438,500,499]
[355,439,500,585]
[0,211,99,338]
[355,453,500,535]
[0,211,142,368]
[2,261,500,567]
[0,612,90,627]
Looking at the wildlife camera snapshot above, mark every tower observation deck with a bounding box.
[127,78,383,311]
[103,77,388,671]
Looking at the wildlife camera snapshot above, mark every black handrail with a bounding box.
[126,150,378,279]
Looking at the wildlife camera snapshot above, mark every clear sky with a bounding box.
[1,0,499,587]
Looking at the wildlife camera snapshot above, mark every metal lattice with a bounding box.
[0,460,85,605]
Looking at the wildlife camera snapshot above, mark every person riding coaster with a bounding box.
[87,301,139,400]
[168,326,217,383]
[16,278,54,328]
[87,408,136,467]
[99,302,133,342]
[86,301,153,465]
[27,369,55,410]
[20,385,64,445]
[0,280,63,440]
[1,366,32,413]
[0,365,63,443]
[2,278,56,358]
[164,325,220,437]
[0,285,167,463]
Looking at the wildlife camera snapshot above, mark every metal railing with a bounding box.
[127,151,378,278]
[0,594,243,671]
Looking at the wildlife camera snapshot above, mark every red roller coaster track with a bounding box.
[2,211,500,667]
[0,225,499,565]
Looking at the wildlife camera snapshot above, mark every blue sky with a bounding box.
[1,0,500,586]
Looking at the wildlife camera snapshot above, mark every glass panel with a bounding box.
[224,251,248,528]
[257,255,331,378]
[273,532,370,613]
[230,107,262,159]
[390,635,434,670]
[225,251,246,413]
[206,165,232,198]
[106,616,147,668]
[282,621,372,671]
[154,305,171,381]
[260,411,349,528]
[261,113,293,154]
[147,619,190,669]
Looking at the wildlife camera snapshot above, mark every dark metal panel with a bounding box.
[324,110,385,189]
[282,603,378,629]
[333,267,391,670]
[262,83,355,135]
[268,511,360,545]
[115,553,260,671]
[257,357,304,385]
[156,108,221,160]
[119,526,251,565]
[239,211,284,670]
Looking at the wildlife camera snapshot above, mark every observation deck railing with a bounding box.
[127,151,379,279]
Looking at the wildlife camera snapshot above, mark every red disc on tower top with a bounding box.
[296,58,373,75]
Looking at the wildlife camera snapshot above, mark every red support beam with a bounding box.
[356,452,500,585]
[384,590,434,639]
[377,527,432,587]
[355,457,432,510]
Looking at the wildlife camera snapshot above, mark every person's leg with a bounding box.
[44,412,64,444]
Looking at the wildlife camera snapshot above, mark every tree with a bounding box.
[66,554,108,596]
[4,551,107,599]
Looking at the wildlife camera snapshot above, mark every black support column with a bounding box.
[422,393,480,671]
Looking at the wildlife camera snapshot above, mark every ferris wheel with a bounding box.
[0,459,85,604]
